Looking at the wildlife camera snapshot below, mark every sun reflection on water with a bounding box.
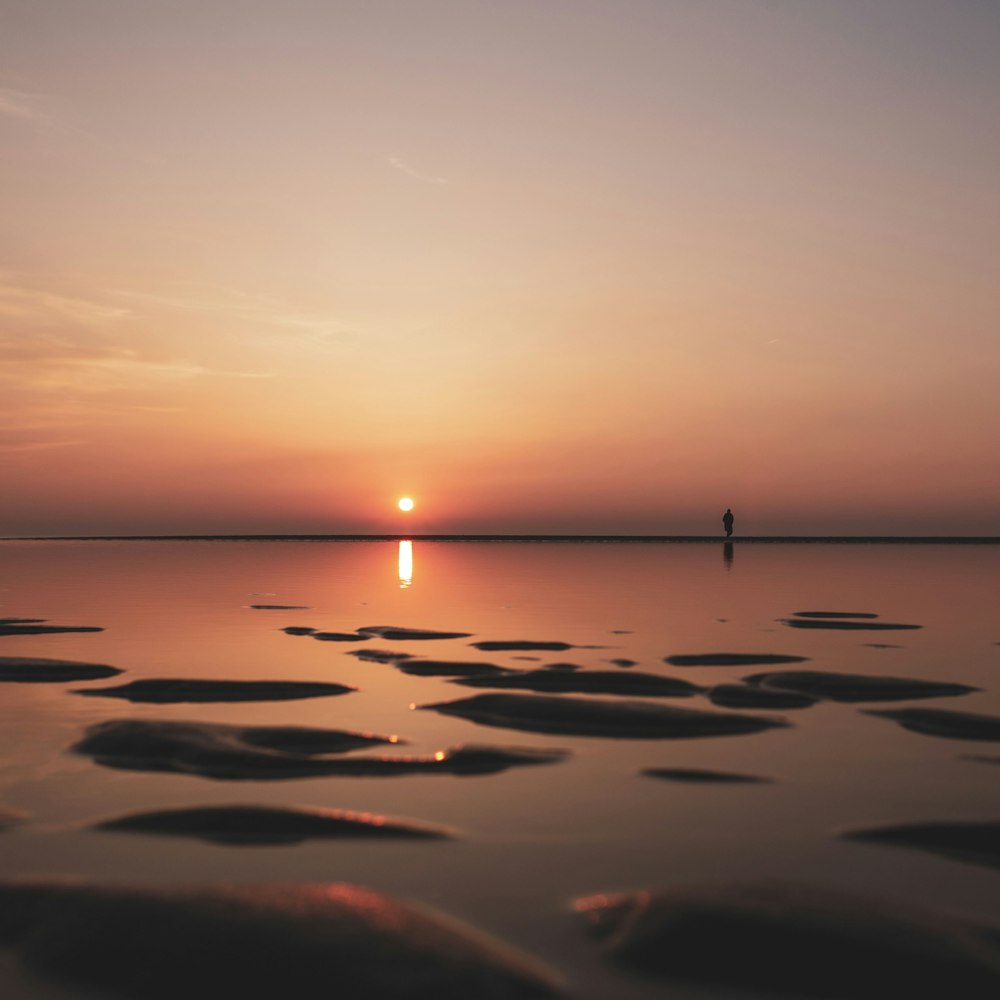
[398,539,413,588]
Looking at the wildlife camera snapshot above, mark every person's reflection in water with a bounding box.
[723,541,734,570]
[398,540,413,589]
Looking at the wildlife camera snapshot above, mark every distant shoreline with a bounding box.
[2,535,999,544]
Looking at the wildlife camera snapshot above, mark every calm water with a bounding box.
[1,540,998,999]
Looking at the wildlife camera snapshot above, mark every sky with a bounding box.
[2,0,998,535]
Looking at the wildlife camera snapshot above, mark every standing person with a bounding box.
[722,508,734,537]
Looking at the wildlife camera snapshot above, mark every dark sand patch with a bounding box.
[866,708,1000,741]
[865,643,903,649]
[93,805,453,844]
[642,768,771,784]
[574,883,1000,998]
[746,671,976,703]
[248,604,309,610]
[281,626,316,635]
[451,670,703,698]
[609,630,632,634]
[397,660,512,677]
[0,624,104,636]
[543,662,581,671]
[965,755,1000,766]
[471,641,573,652]
[72,720,562,780]
[359,625,473,641]
[72,719,402,781]
[666,653,809,667]
[607,658,637,668]
[313,631,371,642]
[0,656,123,683]
[72,679,355,703]
[0,618,45,625]
[793,611,880,619]
[709,683,817,710]
[349,648,415,663]
[0,880,563,1000]
[423,693,787,739]
[844,821,1000,871]
[784,619,922,631]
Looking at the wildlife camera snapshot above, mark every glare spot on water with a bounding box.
[398,540,413,588]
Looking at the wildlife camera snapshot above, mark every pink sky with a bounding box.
[2,1,998,535]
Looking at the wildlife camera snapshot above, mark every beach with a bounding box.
[1,539,998,998]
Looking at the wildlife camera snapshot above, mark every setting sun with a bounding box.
[398,497,414,512]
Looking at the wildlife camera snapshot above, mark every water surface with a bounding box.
[1,540,998,999]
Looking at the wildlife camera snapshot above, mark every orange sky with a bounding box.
[2,0,999,535]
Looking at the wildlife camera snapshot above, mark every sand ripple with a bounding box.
[784,619,922,631]
[0,657,123,683]
[359,626,473,640]
[72,720,565,780]
[844,820,1000,871]
[0,623,104,636]
[397,660,513,677]
[746,671,976,703]
[708,683,817,709]
[575,883,1000,998]
[72,678,356,703]
[665,653,809,667]
[93,805,454,844]
[72,719,401,780]
[865,708,1000,741]
[0,880,563,999]
[642,768,770,784]
[424,693,787,739]
[471,641,573,652]
[451,670,703,698]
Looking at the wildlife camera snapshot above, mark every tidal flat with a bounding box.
[0,539,998,1000]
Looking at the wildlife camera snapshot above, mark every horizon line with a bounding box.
[2,534,999,544]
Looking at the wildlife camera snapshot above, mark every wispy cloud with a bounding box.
[110,284,358,350]
[0,279,274,390]
[80,357,275,380]
[0,283,129,331]
[387,155,447,185]
[0,277,278,460]
[0,349,273,391]
[1,82,161,166]
[0,281,138,378]
[0,421,87,453]
[0,87,49,123]
[0,437,86,454]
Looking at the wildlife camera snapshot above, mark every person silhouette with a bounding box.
[722,508,734,537]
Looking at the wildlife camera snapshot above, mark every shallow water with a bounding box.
[1,540,998,999]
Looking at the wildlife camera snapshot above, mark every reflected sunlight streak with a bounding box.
[398,539,413,589]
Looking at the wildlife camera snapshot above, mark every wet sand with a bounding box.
[0,539,998,1000]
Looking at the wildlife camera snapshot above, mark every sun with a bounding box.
[398,497,414,512]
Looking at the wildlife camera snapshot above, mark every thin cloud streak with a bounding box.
[0,438,86,453]
[0,279,276,384]
[0,422,87,453]
[110,285,358,350]
[387,155,447,185]
[77,358,277,380]
[0,355,276,388]
[0,282,131,329]
[0,87,48,123]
